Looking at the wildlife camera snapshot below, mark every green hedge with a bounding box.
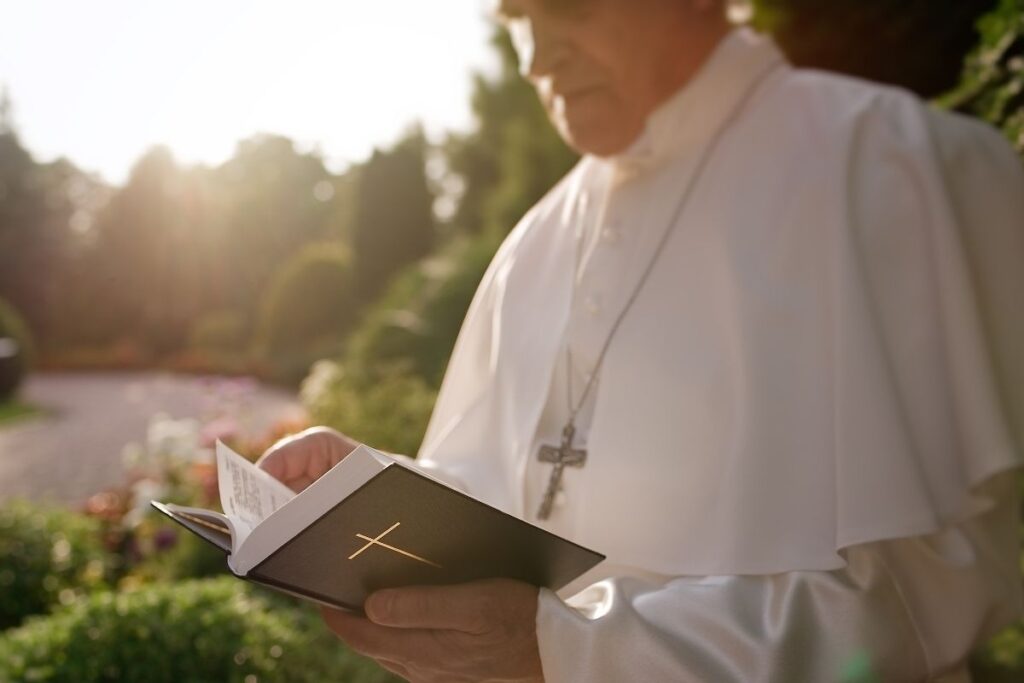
[0,577,400,683]
[0,500,114,629]
[257,243,357,385]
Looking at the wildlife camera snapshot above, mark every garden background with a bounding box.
[1,1,1022,681]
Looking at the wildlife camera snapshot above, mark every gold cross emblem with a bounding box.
[348,521,441,569]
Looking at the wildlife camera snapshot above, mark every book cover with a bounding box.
[152,443,604,611]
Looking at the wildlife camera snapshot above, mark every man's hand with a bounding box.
[321,579,544,683]
[256,426,360,493]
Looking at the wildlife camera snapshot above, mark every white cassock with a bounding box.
[415,28,1024,682]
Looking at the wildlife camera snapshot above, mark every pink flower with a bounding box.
[199,416,240,448]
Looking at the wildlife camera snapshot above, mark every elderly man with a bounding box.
[259,0,1024,680]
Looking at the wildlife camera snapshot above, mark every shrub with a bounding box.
[256,243,357,385]
[0,500,114,629]
[125,520,229,583]
[345,233,501,389]
[302,359,437,457]
[351,131,436,302]
[0,577,400,683]
[0,296,33,401]
[188,310,249,353]
[299,232,499,457]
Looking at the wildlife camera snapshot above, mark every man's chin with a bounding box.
[558,118,642,158]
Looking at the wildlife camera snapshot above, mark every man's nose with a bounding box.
[508,17,567,81]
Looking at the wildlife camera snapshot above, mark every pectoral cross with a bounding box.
[536,422,587,520]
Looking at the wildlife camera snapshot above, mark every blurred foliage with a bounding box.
[345,234,501,389]
[256,242,356,385]
[750,0,998,98]
[302,359,438,457]
[0,96,107,345]
[129,528,228,583]
[0,295,33,400]
[0,33,571,381]
[71,137,341,357]
[187,309,249,354]
[0,577,400,683]
[0,500,115,630]
[945,0,1024,152]
[352,129,436,302]
[969,474,1024,680]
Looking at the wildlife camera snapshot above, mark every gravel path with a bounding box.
[0,372,305,505]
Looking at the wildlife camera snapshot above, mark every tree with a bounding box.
[0,101,92,346]
[76,134,344,356]
[211,134,341,316]
[84,147,198,352]
[351,129,436,301]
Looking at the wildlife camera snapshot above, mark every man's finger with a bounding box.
[255,446,288,479]
[365,580,528,633]
[320,607,446,663]
[320,607,387,656]
[255,440,306,482]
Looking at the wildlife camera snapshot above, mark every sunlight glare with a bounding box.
[0,0,497,184]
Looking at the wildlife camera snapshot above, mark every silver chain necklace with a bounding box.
[535,61,781,520]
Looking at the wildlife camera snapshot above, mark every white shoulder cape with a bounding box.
[418,30,1024,574]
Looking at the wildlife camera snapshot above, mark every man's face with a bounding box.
[498,0,725,156]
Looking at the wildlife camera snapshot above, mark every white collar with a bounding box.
[610,28,786,174]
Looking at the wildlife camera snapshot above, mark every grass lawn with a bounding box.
[0,399,42,425]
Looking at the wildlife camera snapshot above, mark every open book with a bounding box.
[152,442,604,611]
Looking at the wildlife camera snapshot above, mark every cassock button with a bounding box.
[601,225,622,245]
[583,295,601,316]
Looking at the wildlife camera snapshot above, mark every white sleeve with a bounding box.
[536,474,1021,682]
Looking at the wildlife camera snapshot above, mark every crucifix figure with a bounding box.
[536,422,587,520]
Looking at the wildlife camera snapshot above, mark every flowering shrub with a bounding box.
[84,406,308,583]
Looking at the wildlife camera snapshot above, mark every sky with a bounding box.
[0,0,499,185]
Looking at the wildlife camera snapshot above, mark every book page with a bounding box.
[216,441,295,532]
[232,444,390,574]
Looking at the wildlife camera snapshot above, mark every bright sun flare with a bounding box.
[0,0,496,183]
